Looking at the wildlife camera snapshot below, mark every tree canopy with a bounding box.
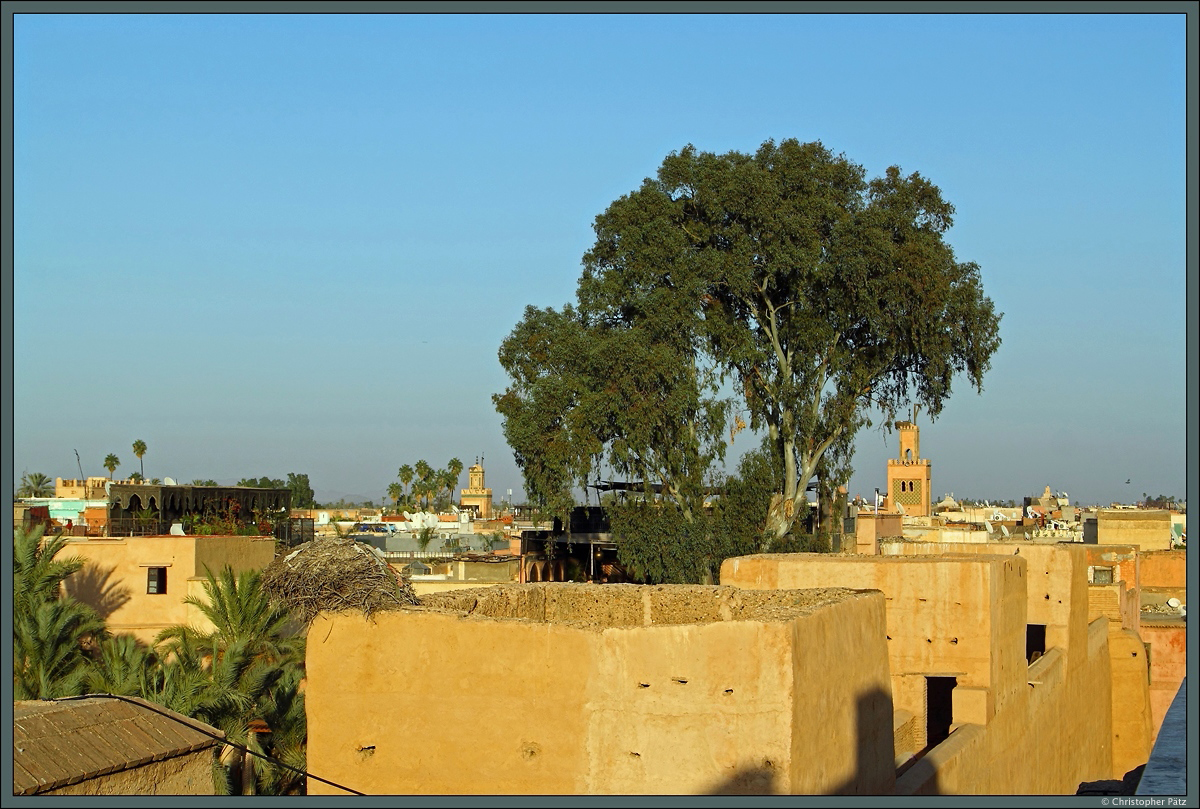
[389,459,463,512]
[496,138,1001,568]
[18,472,54,498]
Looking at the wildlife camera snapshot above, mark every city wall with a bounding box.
[721,550,1128,793]
[304,583,895,795]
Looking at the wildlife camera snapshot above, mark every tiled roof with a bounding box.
[13,696,223,795]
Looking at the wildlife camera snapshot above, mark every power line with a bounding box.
[57,693,363,796]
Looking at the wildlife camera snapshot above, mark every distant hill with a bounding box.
[313,490,379,508]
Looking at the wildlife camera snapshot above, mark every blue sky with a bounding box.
[12,11,1190,508]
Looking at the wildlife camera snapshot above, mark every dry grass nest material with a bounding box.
[261,536,418,624]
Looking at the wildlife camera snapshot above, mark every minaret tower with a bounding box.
[886,405,932,517]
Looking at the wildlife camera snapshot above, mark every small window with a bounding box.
[1091,566,1114,585]
[147,567,167,594]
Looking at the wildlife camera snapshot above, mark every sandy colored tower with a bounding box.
[459,459,493,519]
[886,408,931,517]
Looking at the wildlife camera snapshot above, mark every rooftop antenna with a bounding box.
[74,449,84,480]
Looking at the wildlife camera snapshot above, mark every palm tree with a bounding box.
[13,526,108,699]
[248,665,308,795]
[445,458,464,506]
[180,566,303,664]
[85,633,162,697]
[133,439,147,478]
[413,461,432,509]
[104,454,120,479]
[14,598,109,699]
[151,567,304,795]
[387,482,403,510]
[398,464,414,508]
[18,472,54,498]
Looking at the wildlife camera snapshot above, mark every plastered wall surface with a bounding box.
[1096,511,1173,551]
[304,583,894,796]
[1139,620,1187,742]
[60,535,276,644]
[1107,627,1153,778]
[721,550,1122,793]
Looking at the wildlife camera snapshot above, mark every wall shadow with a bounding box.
[704,686,901,795]
[830,686,903,795]
[64,563,131,620]
[705,764,779,795]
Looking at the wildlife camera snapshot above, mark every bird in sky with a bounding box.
[1126,479,1131,484]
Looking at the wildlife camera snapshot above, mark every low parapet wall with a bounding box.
[305,582,895,795]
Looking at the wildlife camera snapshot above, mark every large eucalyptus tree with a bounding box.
[497,138,1001,564]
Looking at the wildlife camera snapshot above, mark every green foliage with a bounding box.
[13,526,108,699]
[237,476,286,489]
[180,567,303,665]
[286,473,315,509]
[393,459,463,512]
[500,138,1002,546]
[104,453,120,478]
[416,525,436,552]
[150,567,306,795]
[86,633,162,697]
[132,439,147,478]
[18,472,54,498]
[192,478,220,486]
[1142,494,1179,510]
[610,497,756,585]
[495,299,729,528]
[610,440,790,583]
[715,439,784,553]
[398,464,414,506]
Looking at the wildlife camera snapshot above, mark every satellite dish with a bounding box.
[104,481,111,496]
[1000,524,1010,538]
[1166,598,1181,609]
[163,477,176,486]
[984,520,994,534]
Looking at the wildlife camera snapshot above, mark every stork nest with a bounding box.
[261,536,418,625]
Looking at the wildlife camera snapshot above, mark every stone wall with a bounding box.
[304,583,894,795]
[721,550,1120,793]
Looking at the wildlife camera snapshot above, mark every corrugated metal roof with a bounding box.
[13,696,223,795]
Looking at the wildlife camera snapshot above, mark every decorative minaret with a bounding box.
[459,457,494,519]
[886,405,932,517]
